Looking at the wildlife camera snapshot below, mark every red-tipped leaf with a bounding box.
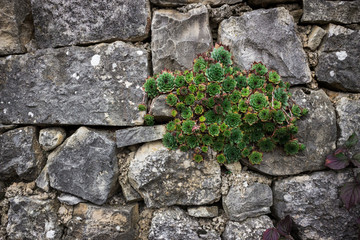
[325,152,350,170]
[276,215,293,236]
[263,228,280,240]
[340,181,360,209]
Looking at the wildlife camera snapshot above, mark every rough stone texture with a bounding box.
[241,88,336,176]
[152,6,212,74]
[248,0,298,7]
[57,194,85,206]
[116,125,166,148]
[151,0,242,6]
[0,124,17,134]
[48,127,119,205]
[39,127,66,151]
[188,206,218,218]
[0,0,33,55]
[302,0,360,24]
[35,163,50,192]
[0,181,5,200]
[305,25,326,51]
[0,41,149,126]
[64,203,139,240]
[316,25,360,92]
[149,95,173,120]
[31,0,151,48]
[219,7,311,85]
[0,126,45,181]
[149,207,220,240]
[6,196,62,240]
[222,172,272,221]
[273,170,360,240]
[222,216,274,240]
[128,141,221,208]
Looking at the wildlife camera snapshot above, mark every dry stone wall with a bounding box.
[0,0,360,239]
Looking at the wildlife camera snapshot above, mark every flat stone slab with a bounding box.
[151,0,242,6]
[0,126,45,181]
[116,125,166,148]
[316,25,360,92]
[302,0,360,24]
[128,141,221,208]
[219,7,311,85]
[151,5,212,74]
[31,0,151,48]
[273,170,360,240]
[0,41,149,126]
[241,88,336,176]
[48,127,118,205]
[188,206,218,218]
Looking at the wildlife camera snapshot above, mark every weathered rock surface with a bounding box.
[222,172,272,221]
[219,7,311,85]
[152,6,212,74]
[48,127,119,205]
[31,0,151,48]
[273,170,360,240]
[57,194,85,206]
[222,216,274,240]
[128,141,221,208]
[39,127,66,151]
[149,95,174,120]
[302,0,360,24]
[6,196,62,240]
[64,203,138,240]
[0,126,45,181]
[151,0,242,6]
[0,41,149,126]
[0,0,32,55]
[248,0,298,7]
[316,25,360,92]
[149,207,220,240]
[241,88,336,176]
[116,125,166,148]
[188,206,218,218]
[0,124,17,134]
[305,25,326,51]
[0,181,5,200]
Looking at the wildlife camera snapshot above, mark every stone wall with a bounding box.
[1,0,360,239]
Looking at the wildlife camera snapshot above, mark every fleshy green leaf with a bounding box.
[345,133,359,149]
[263,228,280,240]
[325,149,350,170]
[276,215,292,236]
[340,181,360,209]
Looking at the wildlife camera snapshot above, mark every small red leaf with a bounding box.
[325,153,350,170]
[263,228,280,240]
[340,182,360,209]
[276,215,293,236]
[351,153,360,167]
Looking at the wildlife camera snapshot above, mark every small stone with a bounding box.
[248,0,298,7]
[188,206,218,218]
[306,26,326,51]
[120,182,143,203]
[57,193,85,206]
[152,5,212,74]
[224,161,242,173]
[116,125,166,148]
[149,95,174,120]
[39,127,66,151]
[151,0,243,7]
[0,124,17,134]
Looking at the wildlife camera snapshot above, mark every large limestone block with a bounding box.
[241,88,336,176]
[31,0,151,48]
[219,7,311,85]
[151,5,212,74]
[128,141,221,208]
[316,25,360,92]
[47,127,119,205]
[0,126,45,181]
[0,41,149,126]
[6,196,62,240]
[0,0,32,55]
[64,203,138,240]
[273,170,360,240]
[116,125,166,148]
[151,0,242,6]
[302,0,360,24]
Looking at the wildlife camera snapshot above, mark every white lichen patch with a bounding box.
[136,50,144,56]
[335,51,347,61]
[330,71,335,77]
[124,81,133,88]
[91,54,101,66]
[71,73,80,80]
[28,112,34,117]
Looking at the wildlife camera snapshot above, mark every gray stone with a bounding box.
[273,170,360,240]
[188,206,218,218]
[0,0,32,55]
[222,216,274,240]
[0,181,5,200]
[6,196,62,240]
[0,41,149,126]
[305,26,326,51]
[57,193,85,206]
[302,0,360,24]
[48,127,119,205]
[219,7,311,85]
[152,6,212,74]
[128,141,221,208]
[316,25,360,92]
[120,181,143,203]
[149,95,174,120]
[151,0,242,6]
[248,0,298,7]
[35,163,50,192]
[0,126,45,181]
[31,0,151,48]
[39,127,66,151]
[64,203,138,240]
[241,88,336,176]
[116,125,166,148]
[149,207,220,240]
[223,172,272,221]
[0,124,17,134]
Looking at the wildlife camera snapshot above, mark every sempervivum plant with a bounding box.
[139,43,307,164]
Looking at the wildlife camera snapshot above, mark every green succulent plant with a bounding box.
[206,63,224,82]
[144,114,154,126]
[211,45,232,66]
[157,72,175,93]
